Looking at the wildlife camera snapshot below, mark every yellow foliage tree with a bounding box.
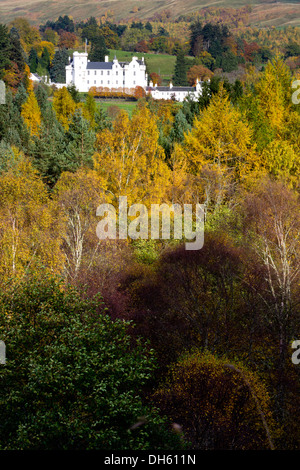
[0,159,64,284]
[254,57,292,134]
[9,18,41,53]
[53,87,77,130]
[93,105,171,206]
[34,41,55,62]
[261,140,300,188]
[183,86,254,175]
[154,351,276,450]
[21,90,41,136]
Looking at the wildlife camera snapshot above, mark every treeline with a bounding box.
[2,15,300,91]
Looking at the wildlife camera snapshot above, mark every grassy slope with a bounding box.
[1,0,300,27]
[96,100,137,116]
[107,50,185,81]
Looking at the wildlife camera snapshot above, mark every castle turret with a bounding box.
[71,51,88,92]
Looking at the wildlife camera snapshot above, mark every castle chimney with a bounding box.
[105,55,109,62]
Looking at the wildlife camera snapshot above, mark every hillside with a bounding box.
[1,0,300,28]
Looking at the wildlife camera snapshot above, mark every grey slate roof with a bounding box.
[147,86,196,92]
[87,62,113,70]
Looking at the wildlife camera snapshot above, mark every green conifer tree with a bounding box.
[173,48,188,86]
[89,35,109,62]
[50,48,69,83]
[64,108,96,169]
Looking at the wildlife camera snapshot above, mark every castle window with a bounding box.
[108,80,110,84]
[94,80,96,84]
[134,71,136,76]
[116,71,118,76]
[88,71,90,75]
[87,80,89,84]
[101,71,103,75]
[94,71,96,75]
[107,71,110,75]
[101,80,103,84]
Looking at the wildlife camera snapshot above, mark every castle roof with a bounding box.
[86,62,113,70]
[146,86,196,92]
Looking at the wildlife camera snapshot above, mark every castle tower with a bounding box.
[72,51,88,92]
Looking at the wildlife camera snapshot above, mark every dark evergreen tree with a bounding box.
[145,22,153,32]
[39,47,50,72]
[169,109,191,144]
[131,22,144,30]
[0,140,22,173]
[14,83,28,112]
[0,24,11,78]
[29,105,67,186]
[64,109,96,169]
[189,20,203,56]
[29,48,38,73]
[0,89,30,149]
[34,83,49,115]
[215,50,238,73]
[8,27,26,74]
[89,35,109,62]
[67,83,81,103]
[94,106,112,132]
[285,41,300,58]
[173,48,188,86]
[50,48,69,83]
[158,26,169,37]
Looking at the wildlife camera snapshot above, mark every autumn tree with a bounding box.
[8,18,41,53]
[21,90,41,136]
[58,31,77,49]
[154,351,275,450]
[178,86,256,211]
[241,179,300,413]
[53,169,107,280]
[52,86,76,129]
[149,72,162,86]
[93,105,171,206]
[187,64,213,85]
[0,158,64,284]
[252,57,292,135]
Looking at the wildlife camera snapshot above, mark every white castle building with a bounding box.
[65,51,203,101]
[146,80,203,102]
[66,52,148,93]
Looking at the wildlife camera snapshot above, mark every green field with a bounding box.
[96,99,138,116]
[109,50,193,83]
[108,50,180,82]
